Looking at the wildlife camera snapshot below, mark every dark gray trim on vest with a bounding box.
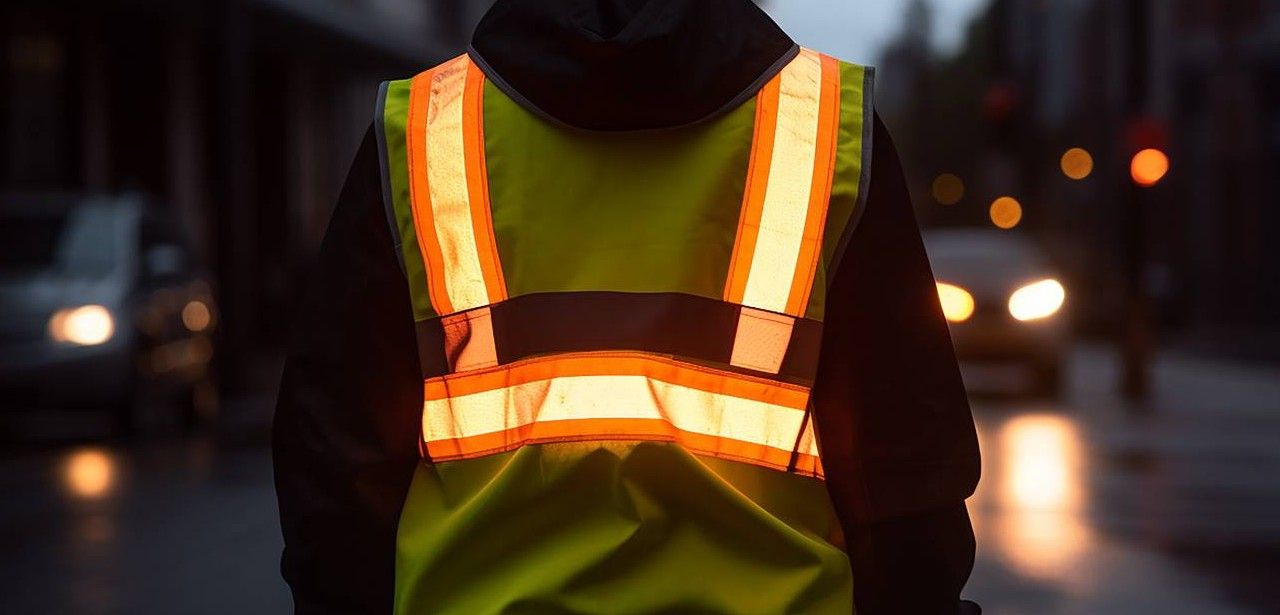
[828,67,876,286]
[415,290,824,385]
[373,81,406,275]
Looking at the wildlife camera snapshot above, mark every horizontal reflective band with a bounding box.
[408,55,506,316]
[726,49,841,316]
[422,352,822,476]
[414,292,823,382]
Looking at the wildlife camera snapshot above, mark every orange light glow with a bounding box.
[994,414,1091,578]
[1130,148,1169,186]
[65,449,115,500]
[989,196,1023,229]
[931,173,965,205]
[48,305,114,346]
[1000,415,1082,510]
[181,300,213,332]
[1008,279,1066,321]
[935,282,975,323]
[1060,148,1093,180]
[1001,509,1093,580]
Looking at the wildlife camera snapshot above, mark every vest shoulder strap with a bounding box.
[377,54,505,321]
[724,48,843,317]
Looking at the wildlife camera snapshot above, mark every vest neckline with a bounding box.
[467,0,798,132]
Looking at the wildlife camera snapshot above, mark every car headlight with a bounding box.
[936,282,975,323]
[1008,279,1065,321]
[48,305,115,346]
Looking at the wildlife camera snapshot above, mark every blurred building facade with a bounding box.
[879,0,1280,359]
[2,0,483,390]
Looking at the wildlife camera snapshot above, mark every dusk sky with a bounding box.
[764,0,992,65]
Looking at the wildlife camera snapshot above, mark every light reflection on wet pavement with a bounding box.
[965,346,1280,615]
[0,409,291,614]
[1,345,1278,614]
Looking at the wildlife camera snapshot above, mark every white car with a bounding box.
[925,229,1068,396]
[0,193,216,433]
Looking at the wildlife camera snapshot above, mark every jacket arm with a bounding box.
[272,126,423,614]
[813,113,981,614]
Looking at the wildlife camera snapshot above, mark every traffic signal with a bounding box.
[1130,148,1169,187]
[988,196,1022,229]
[1060,147,1094,180]
[1125,117,1169,187]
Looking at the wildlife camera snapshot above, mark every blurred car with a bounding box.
[925,229,1068,396]
[0,193,216,432]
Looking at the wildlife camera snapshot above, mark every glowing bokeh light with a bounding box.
[1000,509,1093,580]
[1008,279,1066,321]
[989,196,1023,229]
[182,300,213,332]
[48,305,115,346]
[1130,148,1169,186]
[65,449,115,500]
[931,173,965,205]
[1059,148,1093,180]
[1000,415,1081,510]
[993,414,1090,579]
[935,282,975,323]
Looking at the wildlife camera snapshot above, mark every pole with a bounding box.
[1120,0,1151,402]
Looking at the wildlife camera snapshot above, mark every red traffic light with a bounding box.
[1130,148,1169,187]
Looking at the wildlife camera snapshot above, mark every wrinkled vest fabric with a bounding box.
[377,49,873,614]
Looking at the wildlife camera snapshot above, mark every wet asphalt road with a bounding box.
[1,344,1278,614]
[963,347,1280,615]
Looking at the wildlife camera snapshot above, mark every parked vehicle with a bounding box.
[0,193,216,433]
[925,228,1068,396]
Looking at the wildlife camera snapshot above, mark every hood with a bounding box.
[468,0,796,131]
[0,271,127,318]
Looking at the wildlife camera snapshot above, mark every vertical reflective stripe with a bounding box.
[726,49,841,317]
[729,306,795,374]
[407,55,506,316]
[441,306,498,373]
[463,60,508,304]
[406,71,449,314]
[801,423,823,476]
[787,54,842,315]
[742,49,822,313]
[796,418,820,459]
[724,76,779,305]
[426,57,488,312]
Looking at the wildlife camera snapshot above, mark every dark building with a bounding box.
[878,0,1280,357]
[2,0,481,391]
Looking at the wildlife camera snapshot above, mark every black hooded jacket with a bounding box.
[273,1,980,613]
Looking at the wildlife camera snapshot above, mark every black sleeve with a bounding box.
[812,113,980,613]
[272,126,423,615]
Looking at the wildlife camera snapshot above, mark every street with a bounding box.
[964,347,1280,615]
[1,345,1277,614]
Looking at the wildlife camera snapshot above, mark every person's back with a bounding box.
[274,1,981,613]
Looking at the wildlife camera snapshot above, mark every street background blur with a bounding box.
[2,1,1278,613]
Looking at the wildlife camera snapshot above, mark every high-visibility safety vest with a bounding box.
[378,48,872,614]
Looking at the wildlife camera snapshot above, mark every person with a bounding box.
[273,0,981,613]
